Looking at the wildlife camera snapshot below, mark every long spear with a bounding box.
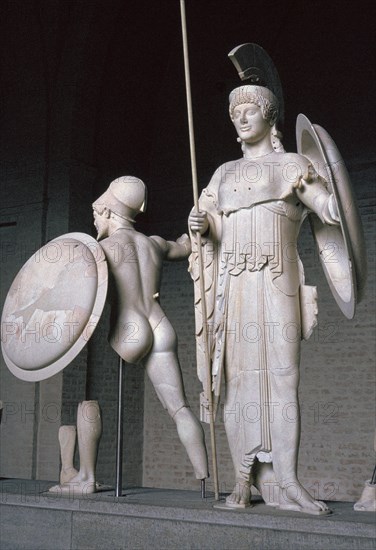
[179,0,219,501]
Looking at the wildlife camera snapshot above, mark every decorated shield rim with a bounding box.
[1,232,108,382]
[296,114,357,319]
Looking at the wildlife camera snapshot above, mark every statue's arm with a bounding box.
[166,233,192,260]
[150,234,191,261]
[295,157,340,225]
[188,168,222,235]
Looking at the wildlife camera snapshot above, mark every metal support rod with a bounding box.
[115,356,124,497]
[371,464,376,485]
[201,479,206,500]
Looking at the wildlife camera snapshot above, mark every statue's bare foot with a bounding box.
[49,472,96,496]
[60,466,79,484]
[225,480,252,508]
[278,482,331,515]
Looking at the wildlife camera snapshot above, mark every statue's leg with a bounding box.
[251,460,279,506]
[222,375,254,508]
[144,318,208,480]
[58,425,79,484]
[49,401,102,495]
[269,370,329,515]
[259,270,330,515]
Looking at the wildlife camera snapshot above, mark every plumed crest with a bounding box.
[228,43,284,125]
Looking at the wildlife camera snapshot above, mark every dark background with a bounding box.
[1,0,374,235]
[97,0,376,232]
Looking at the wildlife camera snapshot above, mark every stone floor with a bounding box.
[0,479,375,549]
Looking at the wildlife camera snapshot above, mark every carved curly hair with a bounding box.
[229,85,278,123]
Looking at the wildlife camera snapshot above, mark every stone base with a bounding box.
[0,479,375,550]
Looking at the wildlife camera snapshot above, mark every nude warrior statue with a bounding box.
[92,175,208,482]
[188,84,340,514]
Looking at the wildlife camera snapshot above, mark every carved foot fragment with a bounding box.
[354,481,376,512]
[49,473,96,496]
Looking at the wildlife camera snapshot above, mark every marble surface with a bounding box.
[1,233,108,381]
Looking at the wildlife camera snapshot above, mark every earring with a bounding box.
[271,124,283,151]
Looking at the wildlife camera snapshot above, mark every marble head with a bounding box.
[229,85,279,126]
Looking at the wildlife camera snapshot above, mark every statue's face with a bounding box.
[93,208,109,240]
[232,103,271,144]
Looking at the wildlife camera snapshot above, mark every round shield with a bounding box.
[1,232,108,381]
[296,114,367,319]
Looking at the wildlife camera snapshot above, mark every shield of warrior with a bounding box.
[296,114,367,319]
[1,232,108,381]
